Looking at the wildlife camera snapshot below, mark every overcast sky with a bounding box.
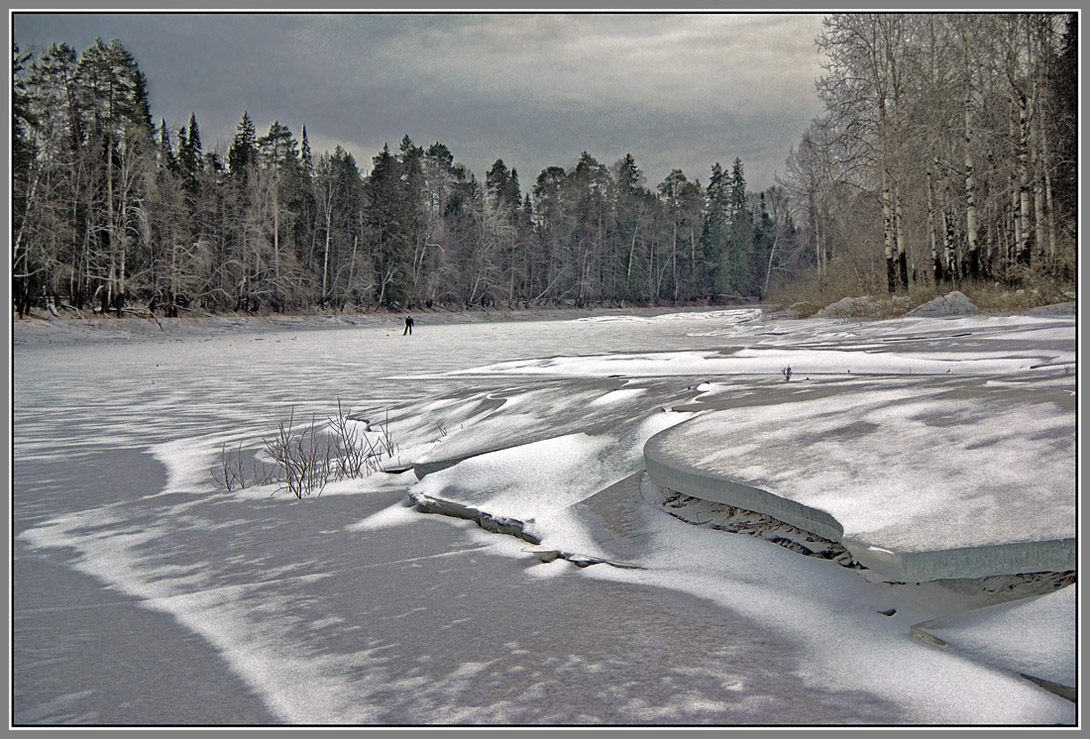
[12,11,828,191]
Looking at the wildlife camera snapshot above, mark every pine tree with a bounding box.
[396,135,430,305]
[257,121,304,290]
[421,141,479,306]
[77,38,151,138]
[658,169,687,303]
[76,37,155,314]
[485,159,525,304]
[486,159,522,216]
[314,146,363,304]
[565,152,614,304]
[657,168,702,302]
[612,154,651,301]
[531,165,569,302]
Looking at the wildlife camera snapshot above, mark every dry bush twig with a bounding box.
[212,401,399,498]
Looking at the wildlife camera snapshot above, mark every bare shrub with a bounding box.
[766,262,886,318]
[212,440,277,492]
[212,401,399,498]
[958,275,1077,313]
[263,408,335,499]
[213,441,247,493]
[326,400,398,478]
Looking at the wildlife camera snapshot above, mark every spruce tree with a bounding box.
[299,124,313,172]
[614,153,644,193]
[725,158,754,297]
[178,112,202,197]
[228,111,257,180]
[156,119,177,172]
[365,143,414,308]
[700,162,729,298]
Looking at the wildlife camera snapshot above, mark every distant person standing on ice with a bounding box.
[403,315,414,335]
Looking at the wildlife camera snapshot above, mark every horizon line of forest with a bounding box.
[12,12,1077,319]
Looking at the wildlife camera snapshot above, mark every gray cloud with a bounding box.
[13,11,827,190]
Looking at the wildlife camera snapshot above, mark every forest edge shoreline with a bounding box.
[11,291,1078,347]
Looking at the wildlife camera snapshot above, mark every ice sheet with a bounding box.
[13,307,1078,725]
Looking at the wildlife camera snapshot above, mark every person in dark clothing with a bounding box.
[403,316,414,335]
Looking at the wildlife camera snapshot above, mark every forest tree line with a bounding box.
[10,37,793,317]
[11,13,1077,319]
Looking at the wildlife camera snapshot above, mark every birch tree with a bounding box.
[817,13,910,293]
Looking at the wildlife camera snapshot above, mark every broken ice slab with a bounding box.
[643,385,1075,582]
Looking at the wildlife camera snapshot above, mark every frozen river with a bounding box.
[11,307,1077,725]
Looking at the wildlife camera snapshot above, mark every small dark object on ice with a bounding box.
[878,608,897,617]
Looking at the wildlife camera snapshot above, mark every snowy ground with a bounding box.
[11,306,1079,726]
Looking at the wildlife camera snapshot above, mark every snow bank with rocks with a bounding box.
[815,295,910,319]
[906,290,978,317]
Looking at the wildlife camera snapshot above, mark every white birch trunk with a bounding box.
[964,97,978,276]
[927,163,939,282]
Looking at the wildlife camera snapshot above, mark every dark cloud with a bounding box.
[12,11,826,190]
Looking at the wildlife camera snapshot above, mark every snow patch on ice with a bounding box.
[346,500,421,531]
[411,433,614,525]
[17,501,403,724]
[459,345,1058,379]
[589,387,647,406]
[149,436,233,494]
[912,584,1076,698]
